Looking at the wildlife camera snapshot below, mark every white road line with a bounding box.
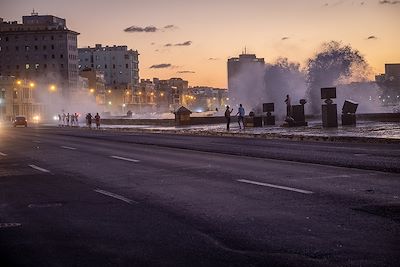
[0,223,22,229]
[110,155,140,163]
[61,146,77,150]
[237,179,314,195]
[94,189,137,204]
[0,152,7,156]
[33,140,41,143]
[28,164,50,173]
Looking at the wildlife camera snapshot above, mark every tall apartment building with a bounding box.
[0,12,79,95]
[78,44,139,90]
[227,53,265,105]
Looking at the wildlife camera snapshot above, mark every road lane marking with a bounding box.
[33,140,41,143]
[94,189,137,204]
[61,146,77,150]
[110,155,140,163]
[237,179,314,194]
[0,152,7,156]
[28,164,50,173]
[0,223,22,229]
[28,203,63,208]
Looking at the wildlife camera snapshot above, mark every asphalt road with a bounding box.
[1,125,399,267]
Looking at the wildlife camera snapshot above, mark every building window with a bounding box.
[44,54,48,59]
[25,64,30,69]
[44,64,47,69]
[113,64,116,69]
[60,54,64,59]
[105,64,107,69]
[126,64,129,69]
[51,54,55,59]
[43,45,46,50]
[34,45,38,51]
[97,64,101,69]
[16,65,19,70]
[61,64,64,68]
[5,37,8,42]
[25,46,29,51]
[51,44,54,50]
[51,36,54,40]
[35,64,39,69]
[15,46,19,51]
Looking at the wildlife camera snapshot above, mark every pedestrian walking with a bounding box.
[86,113,93,129]
[62,112,66,127]
[58,114,62,127]
[285,94,292,118]
[66,113,70,126]
[225,106,233,131]
[95,113,101,129]
[70,113,75,126]
[236,104,245,130]
[74,113,79,127]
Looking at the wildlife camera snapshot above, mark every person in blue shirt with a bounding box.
[236,104,245,130]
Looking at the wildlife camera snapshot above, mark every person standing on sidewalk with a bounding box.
[224,106,233,131]
[285,94,292,118]
[236,104,245,130]
[95,113,101,129]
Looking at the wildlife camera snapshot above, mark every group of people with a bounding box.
[224,95,293,131]
[85,113,101,129]
[58,112,101,129]
[58,113,79,127]
[224,103,245,131]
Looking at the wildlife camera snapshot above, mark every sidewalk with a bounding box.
[91,120,400,144]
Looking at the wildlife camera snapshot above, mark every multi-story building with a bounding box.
[79,68,106,105]
[0,12,79,96]
[78,44,139,90]
[187,86,228,112]
[227,53,265,105]
[375,63,400,105]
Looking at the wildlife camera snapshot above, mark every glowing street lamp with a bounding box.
[29,82,35,88]
[16,80,22,85]
[108,101,112,105]
[89,88,95,93]
[108,89,112,94]
[49,85,56,92]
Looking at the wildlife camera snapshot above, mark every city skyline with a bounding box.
[1,0,399,88]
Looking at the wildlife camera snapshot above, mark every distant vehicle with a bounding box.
[13,116,28,127]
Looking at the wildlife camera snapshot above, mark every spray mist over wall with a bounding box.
[306,41,371,114]
[264,58,306,116]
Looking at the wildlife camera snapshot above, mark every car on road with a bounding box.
[13,116,28,127]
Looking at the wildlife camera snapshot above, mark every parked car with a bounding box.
[13,116,28,127]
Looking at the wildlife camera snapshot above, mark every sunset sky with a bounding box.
[1,0,399,88]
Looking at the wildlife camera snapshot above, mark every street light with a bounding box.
[49,85,56,92]
[89,88,95,93]
[29,82,35,88]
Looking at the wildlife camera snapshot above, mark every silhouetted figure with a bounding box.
[66,113,70,126]
[86,113,93,129]
[285,94,292,117]
[95,113,101,129]
[74,113,79,127]
[58,114,61,127]
[236,104,245,130]
[224,106,233,131]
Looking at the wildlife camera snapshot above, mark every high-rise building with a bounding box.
[227,53,265,105]
[78,44,139,90]
[0,12,79,95]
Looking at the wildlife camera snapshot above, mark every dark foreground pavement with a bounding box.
[0,126,399,266]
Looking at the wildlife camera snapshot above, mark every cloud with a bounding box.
[367,35,378,40]
[175,41,192,46]
[124,26,158,32]
[164,41,192,47]
[177,71,195,74]
[150,63,172,69]
[281,37,289,41]
[164,25,178,30]
[124,24,178,33]
[379,0,400,4]
[151,42,156,45]
[208,58,219,61]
